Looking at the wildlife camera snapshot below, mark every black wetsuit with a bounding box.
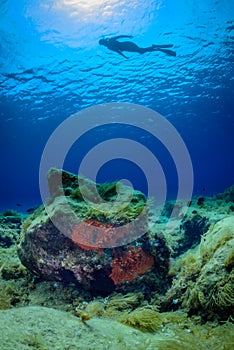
[99,35,176,58]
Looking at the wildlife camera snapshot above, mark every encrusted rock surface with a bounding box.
[18,168,170,294]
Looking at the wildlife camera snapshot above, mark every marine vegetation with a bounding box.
[118,307,163,332]
[163,217,234,321]
[0,182,234,349]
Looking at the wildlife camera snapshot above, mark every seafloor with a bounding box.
[0,185,234,350]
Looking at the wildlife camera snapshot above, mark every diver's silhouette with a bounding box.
[99,35,176,59]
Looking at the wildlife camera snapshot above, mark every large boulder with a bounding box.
[18,168,170,294]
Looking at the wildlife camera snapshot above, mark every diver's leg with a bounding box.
[119,42,146,53]
[141,45,163,53]
[152,44,174,48]
[151,44,176,56]
[137,46,154,53]
[138,44,175,54]
[153,47,176,56]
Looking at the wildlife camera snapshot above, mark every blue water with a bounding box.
[0,0,233,212]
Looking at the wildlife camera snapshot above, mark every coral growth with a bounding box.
[72,219,141,250]
[109,247,154,285]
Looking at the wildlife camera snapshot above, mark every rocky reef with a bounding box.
[1,306,234,350]
[0,210,24,248]
[17,168,170,294]
[0,176,234,349]
[162,216,234,321]
[4,168,232,321]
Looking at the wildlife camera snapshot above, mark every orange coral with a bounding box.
[109,246,154,285]
[71,219,136,252]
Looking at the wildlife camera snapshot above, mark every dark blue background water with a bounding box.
[0,0,233,211]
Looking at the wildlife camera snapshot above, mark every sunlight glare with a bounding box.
[56,0,122,18]
[26,0,163,48]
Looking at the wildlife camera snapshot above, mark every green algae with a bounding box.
[0,287,11,309]
[107,292,144,311]
[0,211,25,248]
[21,205,45,238]
[118,307,162,332]
[164,217,234,321]
[47,167,147,225]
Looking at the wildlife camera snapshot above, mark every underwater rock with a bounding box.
[162,217,234,321]
[153,190,234,258]
[18,168,170,294]
[0,211,25,248]
[1,306,234,350]
[215,184,234,203]
[178,213,210,254]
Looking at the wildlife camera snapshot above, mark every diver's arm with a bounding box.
[116,50,128,59]
[113,35,133,40]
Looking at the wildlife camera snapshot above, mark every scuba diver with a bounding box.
[99,35,176,59]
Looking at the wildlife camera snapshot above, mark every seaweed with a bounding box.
[212,272,234,309]
[164,217,234,321]
[22,333,47,350]
[0,287,11,310]
[118,307,162,332]
[99,292,145,319]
